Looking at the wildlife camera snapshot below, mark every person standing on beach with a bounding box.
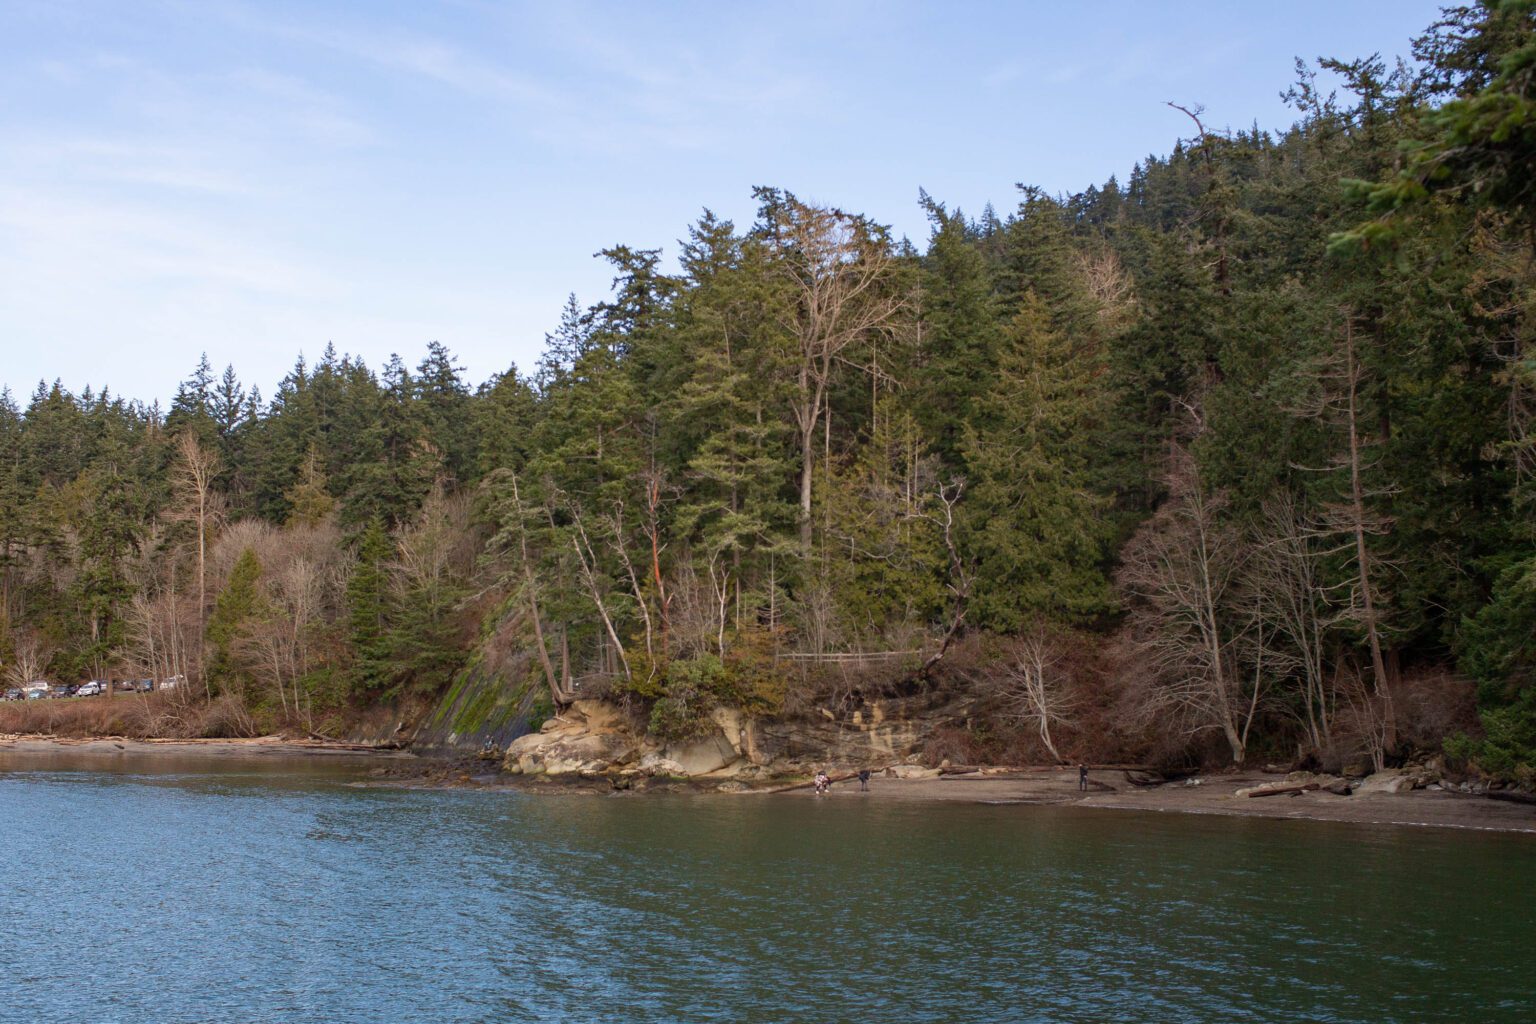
[857,768,871,792]
[1079,764,1089,792]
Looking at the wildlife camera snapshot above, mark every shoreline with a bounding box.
[0,734,415,760]
[368,759,1536,835]
[5,735,1532,834]
[771,769,1536,834]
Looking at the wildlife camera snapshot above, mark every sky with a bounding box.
[1,0,1448,406]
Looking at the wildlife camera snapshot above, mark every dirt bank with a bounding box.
[786,767,1536,833]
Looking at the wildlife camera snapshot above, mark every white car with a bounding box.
[76,681,104,697]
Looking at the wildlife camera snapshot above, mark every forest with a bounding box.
[1,2,1532,779]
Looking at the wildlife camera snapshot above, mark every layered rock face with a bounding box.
[502,690,978,779]
[503,701,639,776]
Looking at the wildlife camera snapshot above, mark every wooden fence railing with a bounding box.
[774,649,927,665]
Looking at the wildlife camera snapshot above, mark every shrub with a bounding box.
[648,683,716,744]
[1447,689,1536,784]
[618,635,788,736]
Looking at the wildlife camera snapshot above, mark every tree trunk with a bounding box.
[1344,318,1396,752]
[509,473,568,705]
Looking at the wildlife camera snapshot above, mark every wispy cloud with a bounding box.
[10,137,261,196]
[200,1,560,106]
[0,185,331,296]
[198,0,826,155]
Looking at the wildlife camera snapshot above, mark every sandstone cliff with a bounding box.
[502,688,981,779]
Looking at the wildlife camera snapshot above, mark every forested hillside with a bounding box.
[2,3,1533,777]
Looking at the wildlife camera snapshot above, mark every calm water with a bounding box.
[1,752,1532,1024]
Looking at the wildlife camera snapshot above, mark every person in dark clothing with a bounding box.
[857,768,871,792]
[1079,764,1089,792]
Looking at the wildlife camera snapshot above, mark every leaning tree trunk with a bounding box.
[1343,318,1396,753]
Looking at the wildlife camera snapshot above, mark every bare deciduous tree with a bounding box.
[567,499,632,683]
[4,627,55,686]
[1247,490,1335,752]
[496,471,571,705]
[1073,244,1137,337]
[996,624,1076,763]
[202,515,346,726]
[1291,310,1399,755]
[1118,453,1260,764]
[123,585,189,685]
[166,432,225,695]
[759,193,904,552]
[922,480,971,674]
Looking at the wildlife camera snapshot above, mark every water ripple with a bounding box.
[1,762,1533,1023]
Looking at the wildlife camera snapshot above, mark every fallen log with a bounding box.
[1240,781,1320,798]
[303,735,401,751]
[927,764,1148,773]
[769,770,862,793]
[1485,789,1536,807]
[1123,770,1165,788]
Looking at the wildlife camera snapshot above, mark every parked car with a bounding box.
[134,679,154,692]
[112,681,135,692]
[3,688,22,701]
[76,681,103,697]
[26,689,48,700]
[160,675,184,691]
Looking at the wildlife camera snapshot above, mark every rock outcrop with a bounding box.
[500,689,975,780]
[1354,766,1440,796]
[504,701,638,776]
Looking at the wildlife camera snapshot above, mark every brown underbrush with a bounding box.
[0,692,257,739]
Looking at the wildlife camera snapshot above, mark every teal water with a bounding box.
[0,751,1532,1024]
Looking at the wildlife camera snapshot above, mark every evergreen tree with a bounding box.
[207,547,264,697]
[914,195,1001,467]
[960,295,1115,629]
[346,519,395,693]
[415,341,475,487]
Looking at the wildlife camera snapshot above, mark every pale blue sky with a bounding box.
[1,0,1446,404]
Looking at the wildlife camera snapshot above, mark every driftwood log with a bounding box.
[766,763,1155,793]
[305,732,400,751]
[771,770,860,793]
[1123,770,1165,788]
[938,763,1151,776]
[1244,781,1320,798]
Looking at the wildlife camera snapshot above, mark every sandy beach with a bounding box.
[791,767,1536,834]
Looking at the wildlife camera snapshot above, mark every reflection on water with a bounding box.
[1,751,1532,1024]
